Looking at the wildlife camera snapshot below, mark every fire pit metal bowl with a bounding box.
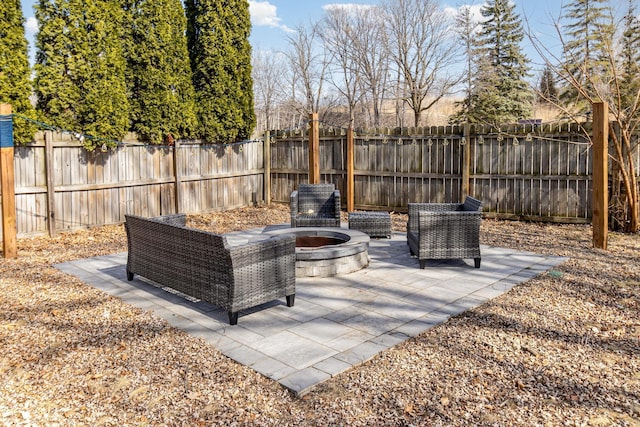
[262,227,370,277]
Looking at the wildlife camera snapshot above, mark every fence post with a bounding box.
[592,101,608,250]
[44,130,57,237]
[308,112,320,184]
[0,104,17,258]
[173,140,182,213]
[461,124,471,201]
[347,125,355,212]
[264,131,271,205]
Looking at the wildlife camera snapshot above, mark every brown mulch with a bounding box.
[1,203,638,426]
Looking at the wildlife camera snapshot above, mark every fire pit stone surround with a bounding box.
[262,226,370,277]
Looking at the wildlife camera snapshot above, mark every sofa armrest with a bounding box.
[227,234,296,312]
[150,213,187,227]
[227,234,296,268]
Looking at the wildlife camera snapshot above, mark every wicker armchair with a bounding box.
[407,197,483,269]
[125,214,296,325]
[290,183,341,227]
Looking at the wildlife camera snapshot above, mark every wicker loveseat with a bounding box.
[290,183,341,227]
[407,196,483,269]
[124,213,296,325]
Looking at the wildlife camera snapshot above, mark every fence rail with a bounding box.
[1,123,639,239]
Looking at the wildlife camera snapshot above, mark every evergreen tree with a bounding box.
[0,0,36,144]
[619,0,640,121]
[538,65,559,104]
[125,0,197,144]
[559,0,614,111]
[185,0,255,143]
[34,0,129,150]
[464,0,532,125]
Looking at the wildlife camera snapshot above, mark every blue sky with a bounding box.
[19,0,570,69]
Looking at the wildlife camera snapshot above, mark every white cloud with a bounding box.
[443,4,485,23]
[248,1,293,32]
[25,16,38,34]
[322,3,376,13]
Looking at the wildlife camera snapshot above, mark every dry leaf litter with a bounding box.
[0,203,638,426]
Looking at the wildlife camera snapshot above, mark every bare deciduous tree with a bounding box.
[320,6,364,127]
[284,23,330,117]
[252,49,286,131]
[382,0,462,127]
[529,3,639,232]
[349,6,390,127]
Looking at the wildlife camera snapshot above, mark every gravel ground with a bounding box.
[0,203,638,426]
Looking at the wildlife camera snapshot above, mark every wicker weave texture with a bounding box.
[290,183,341,227]
[348,211,392,237]
[407,197,483,269]
[125,214,296,324]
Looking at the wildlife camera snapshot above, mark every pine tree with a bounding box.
[34,0,129,150]
[186,0,255,143]
[538,65,559,104]
[560,0,614,111]
[465,0,532,125]
[0,0,37,144]
[619,0,640,120]
[125,0,197,144]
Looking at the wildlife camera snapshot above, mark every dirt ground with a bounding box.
[0,203,638,426]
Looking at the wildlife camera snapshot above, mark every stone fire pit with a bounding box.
[262,227,370,277]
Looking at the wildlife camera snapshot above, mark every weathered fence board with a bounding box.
[1,132,264,238]
[2,123,640,240]
[268,124,638,224]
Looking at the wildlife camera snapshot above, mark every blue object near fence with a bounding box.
[0,114,13,148]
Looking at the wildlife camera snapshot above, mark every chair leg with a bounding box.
[474,258,481,268]
[228,311,238,325]
[286,294,295,307]
[419,259,426,269]
[127,270,134,281]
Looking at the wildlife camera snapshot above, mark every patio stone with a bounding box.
[54,224,566,396]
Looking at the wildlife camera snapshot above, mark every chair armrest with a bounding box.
[417,210,482,239]
[290,190,299,225]
[333,190,341,219]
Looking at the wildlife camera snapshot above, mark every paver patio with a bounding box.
[55,226,566,396]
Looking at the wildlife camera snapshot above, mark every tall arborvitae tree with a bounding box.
[619,0,640,121]
[185,0,255,143]
[468,0,532,125]
[34,0,129,150]
[0,0,36,144]
[538,65,559,104]
[559,0,614,112]
[125,0,197,144]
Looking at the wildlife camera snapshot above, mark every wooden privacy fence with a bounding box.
[269,122,639,223]
[0,131,266,238]
[2,122,639,240]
